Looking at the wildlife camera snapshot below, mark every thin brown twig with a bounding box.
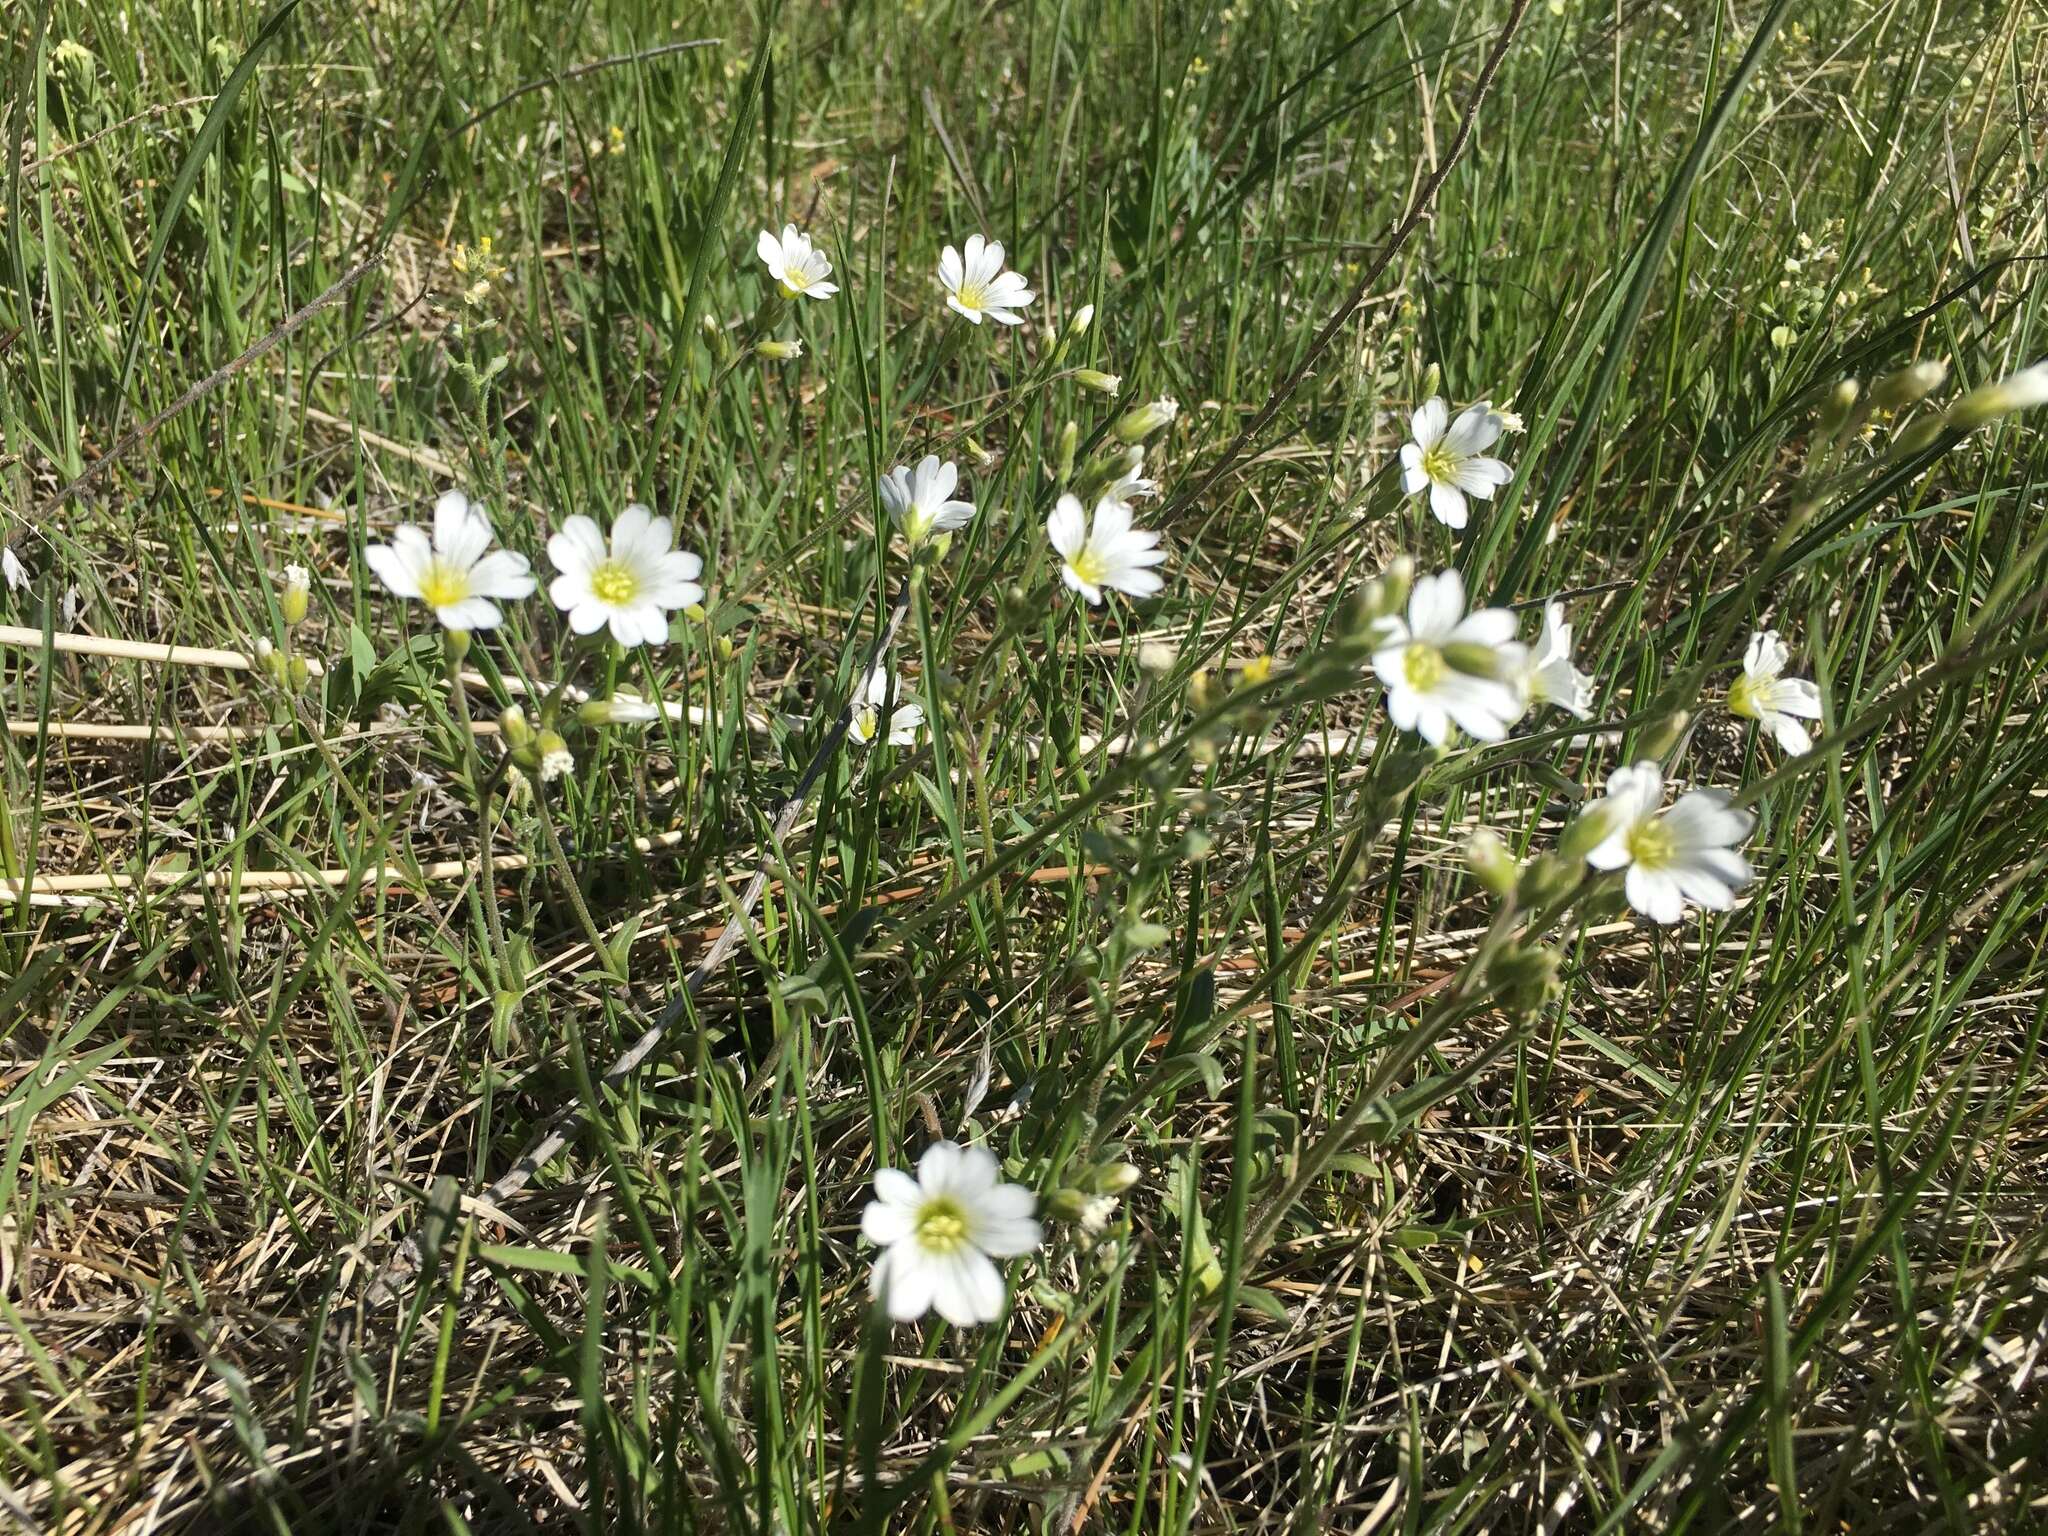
[365,584,915,1304]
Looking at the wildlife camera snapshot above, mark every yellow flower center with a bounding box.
[1420,441,1459,485]
[416,560,472,611]
[590,560,640,606]
[915,1198,970,1255]
[954,278,989,313]
[1726,674,1759,720]
[1626,817,1677,870]
[852,705,879,742]
[1069,546,1108,588]
[1402,642,1445,692]
[779,274,808,298]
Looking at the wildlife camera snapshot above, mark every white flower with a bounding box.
[939,234,1035,326]
[755,223,837,300]
[1046,493,1165,605]
[879,455,976,546]
[1369,569,1526,745]
[1400,397,1514,529]
[283,562,310,596]
[1513,601,1594,719]
[2,545,28,592]
[1581,762,1754,925]
[538,736,574,782]
[1728,630,1823,755]
[850,668,923,746]
[861,1141,1043,1326]
[547,504,705,649]
[364,489,537,632]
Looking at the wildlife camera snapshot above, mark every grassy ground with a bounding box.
[4,0,2047,1529]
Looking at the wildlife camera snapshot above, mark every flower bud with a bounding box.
[1868,358,1946,410]
[1517,850,1582,906]
[1088,1161,1142,1196]
[1074,368,1121,396]
[1466,828,1518,899]
[286,655,311,691]
[1818,377,1860,433]
[279,564,311,627]
[1190,668,1216,712]
[1889,416,1945,459]
[1137,641,1176,675]
[443,628,471,667]
[1056,420,1078,482]
[1489,938,1562,1023]
[1045,1188,1094,1223]
[1944,362,2048,432]
[499,704,534,749]
[1112,397,1179,444]
[1637,708,1691,761]
[1557,805,1616,866]
[580,692,662,726]
[1066,303,1094,339]
[1421,362,1441,398]
[1444,640,1508,679]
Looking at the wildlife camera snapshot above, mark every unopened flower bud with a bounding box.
[443,628,471,667]
[1443,640,1507,679]
[1137,641,1175,675]
[684,602,708,623]
[1890,416,1945,459]
[1089,1161,1142,1196]
[500,704,533,749]
[1637,708,1691,761]
[1819,377,1860,432]
[1074,368,1121,396]
[1045,1188,1094,1223]
[1466,828,1518,899]
[1558,805,1616,866]
[1056,420,1078,482]
[1113,397,1179,444]
[1944,362,2048,432]
[1869,358,1946,410]
[757,337,803,361]
[279,564,311,627]
[1421,362,1441,398]
[286,655,311,691]
[1517,850,1582,906]
[580,692,661,726]
[1066,303,1094,339]
[1190,668,1216,712]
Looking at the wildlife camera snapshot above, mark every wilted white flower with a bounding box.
[1728,630,1823,755]
[1113,397,1178,444]
[1581,762,1754,924]
[850,667,923,746]
[1400,398,1514,529]
[2,545,28,592]
[1370,569,1526,745]
[1513,601,1594,719]
[880,455,976,547]
[364,489,537,632]
[547,504,705,649]
[536,730,574,783]
[862,1141,1043,1326]
[1047,493,1165,605]
[756,223,837,300]
[1099,449,1158,512]
[939,235,1034,326]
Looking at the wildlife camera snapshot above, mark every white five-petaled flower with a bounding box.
[547,504,705,649]
[1728,630,1824,755]
[1370,569,1526,746]
[364,489,537,632]
[1047,493,1165,605]
[755,223,837,301]
[1581,762,1754,924]
[862,1141,1043,1326]
[1400,397,1514,530]
[939,235,1035,326]
[2,545,28,592]
[849,667,923,747]
[880,455,977,547]
[1514,601,1594,719]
